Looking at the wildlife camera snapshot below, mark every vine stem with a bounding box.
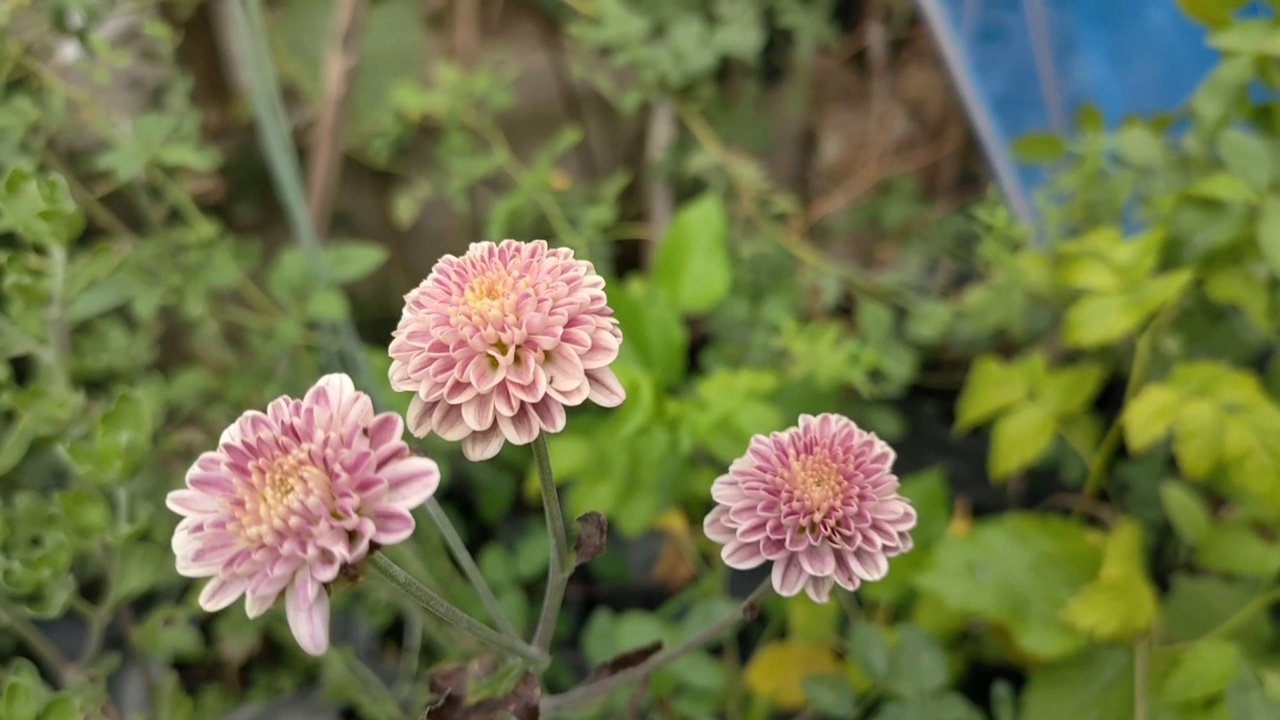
[425,498,519,639]
[541,578,773,715]
[367,552,545,666]
[1078,300,1179,508]
[531,434,571,654]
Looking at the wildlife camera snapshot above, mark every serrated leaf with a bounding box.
[1059,519,1158,641]
[1219,127,1274,190]
[1038,363,1107,418]
[988,403,1056,481]
[915,513,1101,662]
[651,192,732,314]
[1159,481,1212,546]
[1122,384,1182,452]
[1171,398,1225,479]
[955,355,1029,432]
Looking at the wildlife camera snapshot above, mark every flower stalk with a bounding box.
[531,434,571,654]
[541,578,774,714]
[368,552,546,666]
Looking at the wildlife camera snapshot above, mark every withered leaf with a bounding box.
[573,511,608,567]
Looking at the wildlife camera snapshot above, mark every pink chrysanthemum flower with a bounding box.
[703,413,917,603]
[166,374,440,656]
[388,239,625,461]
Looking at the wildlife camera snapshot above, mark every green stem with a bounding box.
[1078,301,1178,507]
[531,434,570,654]
[425,498,519,639]
[540,578,773,715]
[1198,587,1280,645]
[0,595,74,685]
[367,552,545,666]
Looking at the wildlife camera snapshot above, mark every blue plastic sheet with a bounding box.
[915,0,1270,226]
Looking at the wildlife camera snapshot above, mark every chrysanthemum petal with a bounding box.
[771,554,806,597]
[461,427,506,461]
[286,572,330,657]
[199,574,249,611]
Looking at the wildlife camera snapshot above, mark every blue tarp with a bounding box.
[915,0,1270,227]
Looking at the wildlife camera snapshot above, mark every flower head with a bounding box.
[389,239,625,461]
[166,374,440,656]
[703,413,916,603]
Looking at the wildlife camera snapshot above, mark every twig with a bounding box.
[541,578,772,715]
[305,0,368,238]
[643,99,677,263]
[531,434,571,654]
[1133,634,1149,720]
[451,0,482,69]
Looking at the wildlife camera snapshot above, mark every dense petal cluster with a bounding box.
[167,374,440,656]
[703,413,916,602]
[389,239,625,461]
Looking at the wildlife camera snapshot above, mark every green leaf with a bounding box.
[849,622,892,684]
[1019,646,1133,720]
[988,403,1056,481]
[1122,384,1182,452]
[1171,398,1225,480]
[1203,265,1271,331]
[1160,638,1241,705]
[305,287,351,322]
[1159,481,1212,546]
[915,513,1101,661]
[1062,270,1192,350]
[37,696,81,720]
[954,355,1029,432]
[1186,172,1258,203]
[1038,363,1107,418]
[1191,56,1255,132]
[1011,133,1068,164]
[1258,194,1280,277]
[608,276,688,388]
[0,168,85,247]
[1161,574,1271,650]
[1210,19,1280,56]
[1178,0,1250,29]
[1115,123,1166,168]
[651,192,732,314]
[322,240,390,284]
[1226,664,1280,718]
[875,693,986,720]
[1197,520,1280,577]
[898,468,951,547]
[1059,519,1159,641]
[802,675,859,717]
[1218,127,1274,191]
[886,626,950,699]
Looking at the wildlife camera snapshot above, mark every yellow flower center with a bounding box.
[234,445,331,544]
[788,452,846,520]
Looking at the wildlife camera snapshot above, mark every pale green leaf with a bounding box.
[1203,265,1271,331]
[322,240,390,284]
[1159,481,1212,546]
[1019,646,1133,720]
[1160,638,1241,705]
[1198,520,1280,577]
[915,513,1101,662]
[1038,363,1107,418]
[1171,398,1225,480]
[1218,127,1274,190]
[651,192,732,314]
[955,355,1029,433]
[1256,194,1280,277]
[989,403,1057,481]
[1122,384,1182,452]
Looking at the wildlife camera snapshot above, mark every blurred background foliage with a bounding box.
[4,0,1280,719]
